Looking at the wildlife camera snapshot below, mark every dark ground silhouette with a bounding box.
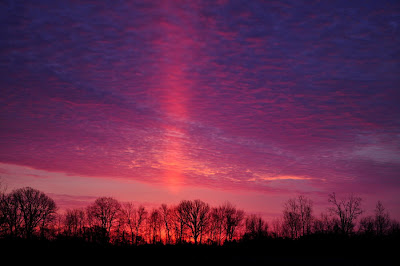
[1,187,399,265]
[1,236,398,266]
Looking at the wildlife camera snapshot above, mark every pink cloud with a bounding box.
[1,0,399,220]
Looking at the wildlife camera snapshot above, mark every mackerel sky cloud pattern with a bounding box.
[1,0,399,217]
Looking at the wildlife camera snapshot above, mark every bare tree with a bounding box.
[122,202,135,244]
[133,205,147,245]
[6,184,400,245]
[297,195,313,236]
[0,191,23,237]
[328,193,363,235]
[389,219,400,235]
[283,198,301,238]
[244,214,268,240]
[3,187,57,238]
[49,212,64,239]
[177,199,210,244]
[64,208,86,237]
[359,216,375,235]
[113,207,128,244]
[120,203,147,245]
[159,204,172,244]
[223,202,245,242]
[209,206,225,245]
[172,204,187,244]
[271,217,284,238]
[282,195,313,239]
[313,212,336,235]
[374,201,390,236]
[145,208,162,244]
[86,197,121,236]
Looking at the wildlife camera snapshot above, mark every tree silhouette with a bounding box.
[87,197,121,236]
[148,208,162,244]
[64,208,86,237]
[298,195,313,236]
[374,201,390,236]
[0,190,22,237]
[313,212,337,235]
[359,216,375,236]
[283,198,301,238]
[173,203,187,244]
[1,184,399,251]
[223,202,245,242]
[122,202,136,244]
[282,195,313,238]
[159,204,172,244]
[177,199,210,244]
[328,193,363,235]
[133,205,147,245]
[209,205,225,245]
[244,214,268,241]
[0,187,57,238]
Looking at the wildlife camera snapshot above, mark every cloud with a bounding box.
[0,0,399,202]
[259,175,319,181]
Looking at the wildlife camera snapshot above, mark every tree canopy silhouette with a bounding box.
[1,186,399,247]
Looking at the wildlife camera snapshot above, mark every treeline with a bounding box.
[1,187,399,245]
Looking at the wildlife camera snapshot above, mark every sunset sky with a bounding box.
[1,0,400,220]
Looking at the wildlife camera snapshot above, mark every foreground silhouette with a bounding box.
[0,186,399,265]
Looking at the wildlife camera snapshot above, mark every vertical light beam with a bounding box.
[157,2,194,193]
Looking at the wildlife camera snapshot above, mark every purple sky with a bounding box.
[1,0,400,220]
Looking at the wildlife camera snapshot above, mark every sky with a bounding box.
[1,0,400,220]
